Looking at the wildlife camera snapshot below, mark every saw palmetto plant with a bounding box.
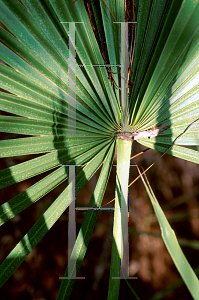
[0,0,199,299]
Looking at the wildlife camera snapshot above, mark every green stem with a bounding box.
[108,138,132,300]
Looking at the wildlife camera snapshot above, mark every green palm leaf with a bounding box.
[138,168,199,300]
[129,0,199,161]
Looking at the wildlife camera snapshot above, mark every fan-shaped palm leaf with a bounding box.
[0,0,199,299]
